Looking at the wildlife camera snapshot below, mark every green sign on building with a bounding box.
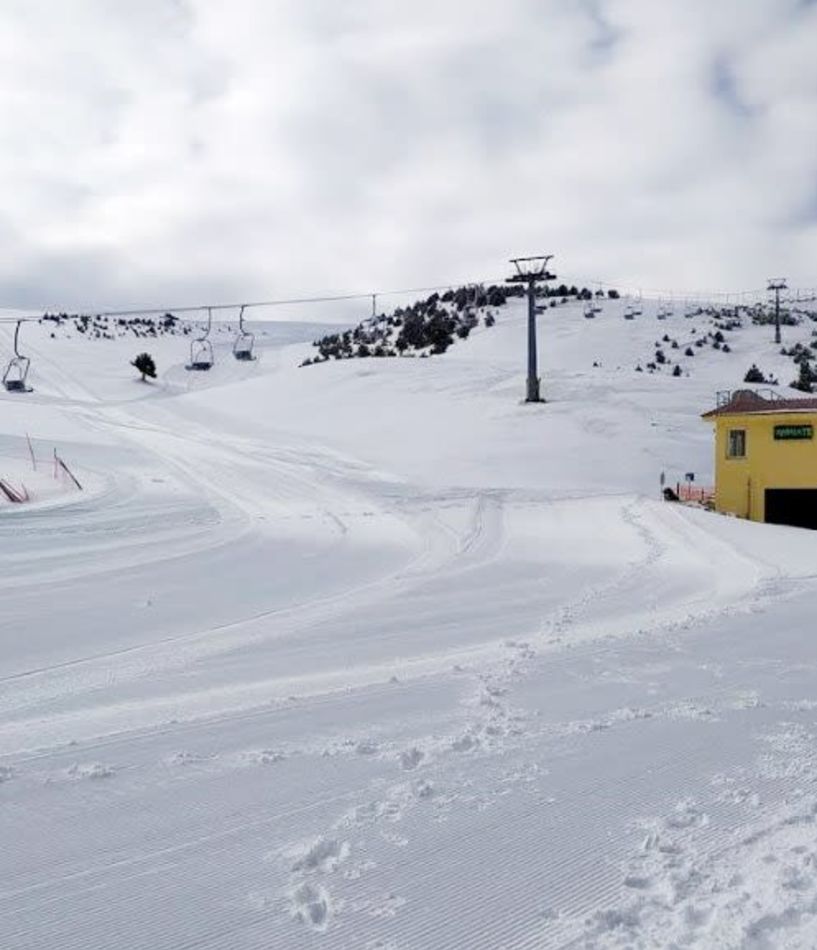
[774,424,814,441]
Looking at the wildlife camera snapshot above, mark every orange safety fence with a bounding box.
[676,482,714,505]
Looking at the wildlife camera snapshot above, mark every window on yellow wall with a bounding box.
[727,429,746,458]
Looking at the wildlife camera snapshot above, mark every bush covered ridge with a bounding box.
[301,282,615,365]
[40,311,188,341]
[631,302,817,385]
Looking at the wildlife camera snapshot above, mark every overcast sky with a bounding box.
[0,0,815,315]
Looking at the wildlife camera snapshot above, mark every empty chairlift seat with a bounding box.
[232,305,256,361]
[186,307,215,371]
[2,321,32,392]
[188,339,214,371]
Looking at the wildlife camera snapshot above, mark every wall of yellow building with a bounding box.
[713,411,817,521]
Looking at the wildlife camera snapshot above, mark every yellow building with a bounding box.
[702,389,817,528]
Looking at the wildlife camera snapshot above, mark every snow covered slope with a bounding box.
[3,299,817,948]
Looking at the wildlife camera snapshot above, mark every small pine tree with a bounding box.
[791,360,814,393]
[131,352,156,381]
[672,364,682,377]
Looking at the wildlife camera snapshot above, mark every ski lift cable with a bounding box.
[0,278,814,325]
[21,280,508,323]
[569,277,773,301]
[0,288,449,324]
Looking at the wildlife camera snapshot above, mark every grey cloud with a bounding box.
[578,0,622,59]
[0,0,814,311]
[710,54,757,119]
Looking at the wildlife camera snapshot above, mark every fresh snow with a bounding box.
[3,300,817,948]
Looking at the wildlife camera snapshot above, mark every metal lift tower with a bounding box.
[767,278,788,345]
[507,255,556,402]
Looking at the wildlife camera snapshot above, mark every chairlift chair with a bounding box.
[3,321,32,392]
[232,305,256,361]
[624,305,636,320]
[584,303,596,319]
[464,283,481,324]
[186,307,215,371]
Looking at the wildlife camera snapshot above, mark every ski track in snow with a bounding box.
[2,303,817,948]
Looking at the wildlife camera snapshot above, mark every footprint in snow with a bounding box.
[343,859,377,881]
[290,836,350,874]
[381,830,409,848]
[344,738,378,756]
[415,779,434,799]
[399,748,424,770]
[665,799,709,830]
[289,881,332,931]
[66,762,115,780]
[166,750,213,767]
[368,893,406,918]
[451,732,481,753]
[243,748,286,766]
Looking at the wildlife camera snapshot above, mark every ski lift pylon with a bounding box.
[187,307,214,371]
[3,321,32,393]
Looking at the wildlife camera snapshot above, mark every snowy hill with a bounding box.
[3,296,817,948]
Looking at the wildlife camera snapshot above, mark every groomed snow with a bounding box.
[2,300,817,948]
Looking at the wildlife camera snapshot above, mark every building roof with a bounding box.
[702,389,817,419]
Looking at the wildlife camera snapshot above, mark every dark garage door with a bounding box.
[765,489,817,530]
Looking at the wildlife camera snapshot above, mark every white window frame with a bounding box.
[727,428,746,459]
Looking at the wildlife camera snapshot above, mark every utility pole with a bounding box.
[507,255,556,402]
[767,278,787,345]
